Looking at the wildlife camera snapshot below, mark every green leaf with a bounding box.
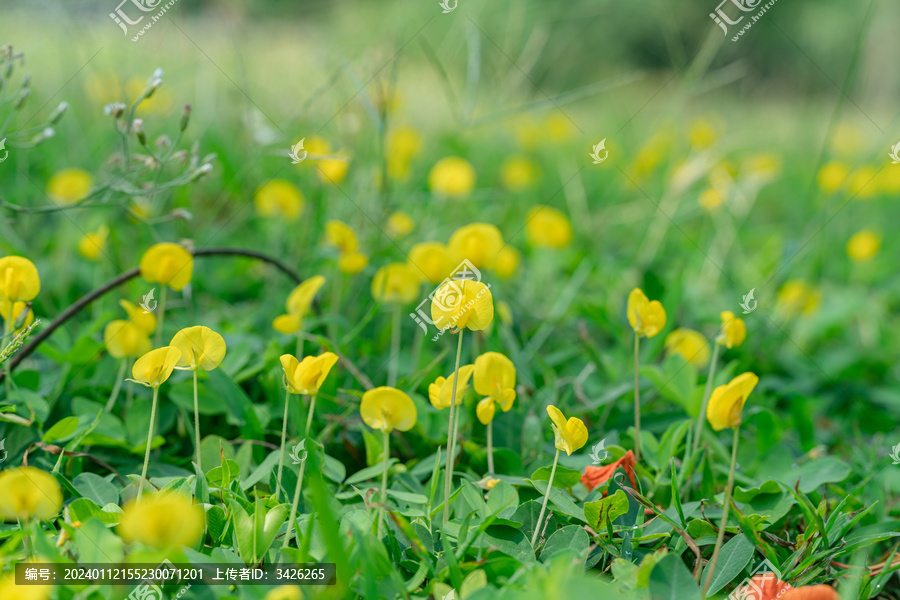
[527,480,585,522]
[42,416,79,444]
[207,459,241,489]
[701,534,755,596]
[648,554,701,600]
[346,459,397,485]
[485,481,518,517]
[75,517,124,564]
[540,525,589,561]
[67,498,122,526]
[206,506,227,542]
[584,490,629,530]
[530,465,583,489]
[72,473,118,507]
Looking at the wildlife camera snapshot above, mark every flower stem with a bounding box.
[378,430,390,537]
[192,369,201,471]
[282,441,308,550]
[104,359,127,412]
[701,425,740,598]
[442,329,465,526]
[633,332,641,462]
[692,346,720,455]
[275,388,291,501]
[154,286,167,348]
[388,303,401,387]
[486,421,494,474]
[4,304,14,396]
[138,386,160,499]
[305,394,317,436]
[531,448,560,547]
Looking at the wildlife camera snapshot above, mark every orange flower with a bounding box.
[735,574,838,600]
[581,450,637,493]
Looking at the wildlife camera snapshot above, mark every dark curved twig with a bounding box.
[1,247,303,379]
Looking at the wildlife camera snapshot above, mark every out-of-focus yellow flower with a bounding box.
[706,372,759,431]
[631,130,672,178]
[371,263,420,305]
[448,223,504,269]
[846,230,881,261]
[473,352,516,425]
[325,220,359,254]
[500,155,539,191]
[387,212,415,238]
[131,346,181,388]
[880,167,900,194]
[280,352,338,396]
[387,126,421,159]
[546,405,588,455]
[513,117,542,151]
[718,311,746,349]
[494,246,519,279]
[47,168,93,205]
[0,467,63,522]
[0,572,54,600]
[104,320,151,359]
[78,225,109,261]
[848,167,878,199]
[544,113,574,143]
[817,161,848,194]
[0,300,34,335]
[664,329,710,367]
[170,326,226,371]
[338,251,368,274]
[742,154,781,180]
[428,365,475,410]
[496,300,513,326]
[689,118,718,149]
[139,243,193,291]
[306,136,350,185]
[125,77,173,115]
[408,242,453,284]
[699,187,725,211]
[273,275,325,334]
[431,279,493,332]
[360,387,417,433]
[264,586,302,600]
[428,157,476,198]
[254,180,304,221]
[776,280,821,316]
[828,123,864,157]
[627,288,666,338]
[525,206,572,248]
[119,493,205,548]
[119,300,156,336]
[0,256,40,301]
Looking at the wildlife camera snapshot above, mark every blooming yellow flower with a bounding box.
[387,212,415,238]
[494,247,519,279]
[360,387,417,433]
[371,263,420,305]
[338,251,369,274]
[119,493,205,548]
[689,118,718,149]
[698,187,725,211]
[170,326,227,371]
[848,167,878,199]
[0,300,34,335]
[139,243,193,291]
[473,352,516,424]
[0,256,40,301]
[0,467,63,522]
[430,279,493,332]
[119,299,157,336]
[47,168,93,205]
[817,161,848,194]
[273,275,325,334]
[525,206,573,248]
[280,352,338,396]
[131,346,182,388]
[264,586,302,600]
[324,220,359,254]
[718,311,746,349]
[627,288,666,338]
[306,136,349,184]
[428,365,475,410]
[0,572,54,600]
[447,223,503,269]
[408,242,453,284]
[428,156,476,198]
[546,405,588,455]
[846,230,881,261]
[706,372,759,431]
[254,180,304,221]
[776,280,821,316]
[500,155,539,191]
[78,225,109,261]
[664,329,710,368]
[104,320,152,359]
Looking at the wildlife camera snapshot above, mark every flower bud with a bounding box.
[48,101,69,124]
[14,87,30,109]
[180,104,191,132]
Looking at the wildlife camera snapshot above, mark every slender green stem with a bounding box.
[4,304,13,396]
[701,426,740,598]
[275,388,291,501]
[125,357,134,410]
[531,448,560,547]
[378,430,390,537]
[442,329,465,526]
[692,346,720,455]
[104,359,127,412]
[486,421,494,474]
[283,442,308,550]
[192,369,201,471]
[305,394,317,436]
[138,386,160,499]
[388,303,402,387]
[154,286,167,348]
[329,265,341,342]
[633,332,641,462]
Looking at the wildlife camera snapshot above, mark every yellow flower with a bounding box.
[104,320,152,359]
[0,572,54,600]
[525,206,573,248]
[494,246,519,279]
[338,251,369,274]
[428,157,476,198]
[698,187,725,211]
[848,167,878,199]
[119,493,205,548]
[273,275,325,334]
[0,467,63,522]
[139,243,193,291]
[280,352,339,396]
[264,586,302,600]
[496,300,513,326]
[880,167,900,194]
[0,256,40,301]
[387,126,422,159]
[447,223,503,269]
[47,168,93,205]
[543,113,574,143]
[706,372,759,431]
[408,242,454,284]
[428,365,475,410]
[119,299,157,336]
[387,212,415,238]
[131,346,182,388]
[817,161,848,193]
[664,329,710,368]
[546,405,588,455]
[846,230,881,262]
[627,288,666,338]
[0,300,34,335]
[371,263,420,305]
[324,220,359,254]
[689,118,718,149]
[306,136,350,184]
[430,279,493,332]
[500,155,539,191]
[254,180,304,222]
[473,352,516,425]
[718,311,746,349]
[78,225,109,261]
[360,386,417,433]
[776,280,821,316]
[170,326,227,371]
[742,153,781,180]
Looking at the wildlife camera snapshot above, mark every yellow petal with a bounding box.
[387,212,415,238]
[473,352,516,397]
[719,311,746,349]
[706,372,759,431]
[665,328,710,368]
[119,299,157,335]
[408,242,454,284]
[0,256,41,301]
[360,386,417,433]
[139,243,193,291]
[429,376,448,410]
[626,288,649,333]
[254,180,305,221]
[371,263,420,305]
[118,492,205,548]
[132,346,182,388]
[438,364,475,408]
[447,223,503,269]
[525,206,573,249]
[104,320,151,359]
[0,467,63,522]
[47,168,93,205]
[338,251,368,274]
[324,220,359,253]
[565,417,588,454]
[273,314,302,334]
[285,275,326,315]
[280,354,301,393]
[0,300,34,335]
[428,156,476,198]
[430,279,493,332]
[476,397,495,425]
[169,325,227,371]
